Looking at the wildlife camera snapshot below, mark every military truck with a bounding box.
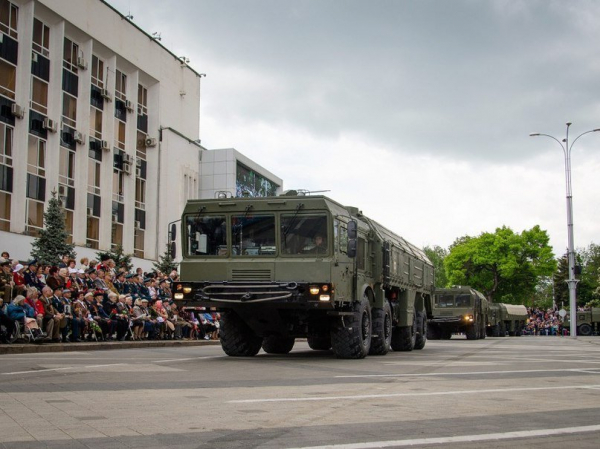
[563,308,600,336]
[171,192,434,359]
[486,303,528,337]
[427,286,488,340]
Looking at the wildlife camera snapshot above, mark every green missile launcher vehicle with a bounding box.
[487,303,528,337]
[563,308,600,336]
[171,191,434,359]
[427,286,488,340]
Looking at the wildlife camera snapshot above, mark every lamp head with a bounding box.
[529,133,540,137]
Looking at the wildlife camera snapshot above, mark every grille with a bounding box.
[231,269,272,281]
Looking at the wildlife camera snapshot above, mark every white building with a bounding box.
[0,0,282,270]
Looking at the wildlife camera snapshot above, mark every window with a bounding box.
[32,18,50,57]
[137,84,147,115]
[134,228,144,258]
[186,215,227,257]
[91,55,104,88]
[86,216,99,249]
[62,92,77,128]
[63,38,79,74]
[115,70,126,101]
[0,122,12,166]
[58,147,75,187]
[111,223,123,248]
[115,119,125,149]
[27,135,45,177]
[0,190,9,231]
[135,177,145,209]
[0,0,18,39]
[26,198,44,236]
[0,59,16,99]
[30,76,48,115]
[280,214,328,256]
[113,168,124,203]
[136,130,147,160]
[88,158,101,195]
[90,107,102,139]
[231,214,276,256]
[64,209,73,244]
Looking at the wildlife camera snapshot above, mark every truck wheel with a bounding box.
[465,325,478,340]
[262,336,295,354]
[331,296,372,359]
[480,320,486,339]
[578,323,593,336]
[391,314,416,351]
[369,301,392,355]
[307,335,331,350]
[491,324,500,337]
[499,322,506,337]
[414,312,427,350]
[219,311,262,357]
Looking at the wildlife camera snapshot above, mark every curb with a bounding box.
[0,339,221,354]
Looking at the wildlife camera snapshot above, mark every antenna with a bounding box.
[152,32,161,41]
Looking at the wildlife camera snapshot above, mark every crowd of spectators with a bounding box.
[524,307,564,336]
[0,251,221,344]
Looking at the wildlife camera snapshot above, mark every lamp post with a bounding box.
[530,123,600,338]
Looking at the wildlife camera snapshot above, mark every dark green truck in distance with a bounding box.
[487,303,528,337]
[171,192,434,359]
[428,286,488,340]
[563,308,600,336]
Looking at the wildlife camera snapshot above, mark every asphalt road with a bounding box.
[2,336,600,448]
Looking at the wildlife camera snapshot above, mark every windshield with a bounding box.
[281,214,328,255]
[231,214,276,256]
[436,293,472,308]
[186,216,227,256]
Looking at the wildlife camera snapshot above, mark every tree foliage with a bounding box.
[444,225,556,303]
[153,245,179,275]
[423,245,448,288]
[30,190,76,266]
[554,243,600,308]
[96,245,133,272]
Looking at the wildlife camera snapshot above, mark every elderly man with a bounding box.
[40,286,63,342]
[0,258,14,301]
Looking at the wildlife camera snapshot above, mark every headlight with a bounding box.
[319,295,330,301]
[309,287,320,295]
[183,287,192,294]
[174,293,184,300]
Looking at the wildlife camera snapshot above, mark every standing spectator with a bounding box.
[0,258,14,301]
[79,257,90,272]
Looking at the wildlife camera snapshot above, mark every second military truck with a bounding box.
[172,191,434,359]
[428,286,488,340]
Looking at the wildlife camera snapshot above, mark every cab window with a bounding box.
[186,215,227,256]
[231,214,276,256]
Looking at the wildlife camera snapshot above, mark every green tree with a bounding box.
[444,225,556,303]
[423,245,448,288]
[30,190,76,266]
[96,245,133,272]
[153,245,178,274]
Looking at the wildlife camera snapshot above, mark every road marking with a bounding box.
[285,424,600,449]
[335,367,600,378]
[1,363,126,375]
[152,356,222,363]
[228,384,600,404]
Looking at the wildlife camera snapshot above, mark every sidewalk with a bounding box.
[0,339,220,354]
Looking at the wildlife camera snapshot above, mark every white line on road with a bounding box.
[228,384,600,404]
[335,367,600,378]
[285,423,600,449]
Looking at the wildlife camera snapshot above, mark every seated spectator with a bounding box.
[7,295,42,337]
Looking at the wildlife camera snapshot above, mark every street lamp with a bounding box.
[529,123,600,338]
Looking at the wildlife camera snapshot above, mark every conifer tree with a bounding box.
[153,244,178,274]
[30,190,76,266]
[96,244,133,272]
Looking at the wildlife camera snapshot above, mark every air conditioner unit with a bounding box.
[123,164,131,175]
[145,137,157,147]
[74,131,85,144]
[100,140,110,151]
[43,118,57,133]
[122,154,132,165]
[100,88,112,101]
[59,196,67,207]
[87,207,94,216]
[112,214,118,223]
[58,185,67,196]
[135,167,141,177]
[11,103,24,119]
[135,158,142,167]
[77,56,87,70]
[125,100,134,112]
[134,220,141,230]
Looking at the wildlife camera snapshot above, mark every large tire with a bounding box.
[391,313,417,352]
[414,312,427,350]
[465,324,478,340]
[499,322,506,337]
[262,336,295,354]
[307,335,331,350]
[369,302,392,355]
[331,296,372,359]
[219,311,262,357]
[578,323,593,336]
[480,319,486,339]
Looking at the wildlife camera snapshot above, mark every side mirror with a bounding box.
[170,223,177,241]
[170,241,177,260]
[347,220,357,258]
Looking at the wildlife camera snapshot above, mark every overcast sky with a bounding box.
[109,0,600,256]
